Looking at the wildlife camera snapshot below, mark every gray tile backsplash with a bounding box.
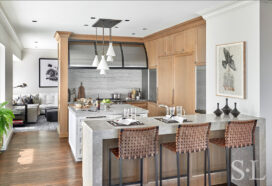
[68,69,142,99]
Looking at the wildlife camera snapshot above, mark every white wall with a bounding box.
[205,2,260,116]
[260,1,272,184]
[13,48,58,95]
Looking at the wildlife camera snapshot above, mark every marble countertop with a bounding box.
[68,104,148,118]
[83,114,264,137]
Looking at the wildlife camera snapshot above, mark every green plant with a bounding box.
[0,102,14,143]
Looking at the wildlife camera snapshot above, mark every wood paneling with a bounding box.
[0,131,82,185]
[55,31,71,138]
[173,31,185,53]
[69,33,144,43]
[157,56,173,106]
[173,54,195,114]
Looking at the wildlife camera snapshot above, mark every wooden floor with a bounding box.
[0,131,232,186]
[0,131,82,186]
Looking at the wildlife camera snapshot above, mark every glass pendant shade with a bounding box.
[106,55,114,62]
[97,55,109,70]
[100,69,106,75]
[106,42,116,57]
[92,55,99,67]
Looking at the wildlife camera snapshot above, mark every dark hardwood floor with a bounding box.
[0,131,233,186]
[0,131,82,186]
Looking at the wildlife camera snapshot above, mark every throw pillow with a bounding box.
[31,94,40,104]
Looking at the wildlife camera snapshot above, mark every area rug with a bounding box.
[13,115,58,132]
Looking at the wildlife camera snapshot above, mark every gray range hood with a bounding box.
[68,41,148,69]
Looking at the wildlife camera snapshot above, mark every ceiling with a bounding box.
[0,1,232,50]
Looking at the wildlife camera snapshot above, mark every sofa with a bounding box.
[13,93,58,120]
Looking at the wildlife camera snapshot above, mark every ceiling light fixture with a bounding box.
[142,28,147,30]
[97,23,109,74]
[125,19,130,22]
[106,28,115,62]
[90,17,96,20]
[92,27,99,67]
[34,41,38,43]
[32,20,37,23]
[84,24,89,26]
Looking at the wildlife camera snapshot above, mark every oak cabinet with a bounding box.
[164,35,174,55]
[173,54,195,114]
[157,56,173,106]
[173,31,185,53]
[184,28,196,52]
[196,24,206,64]
[156,38,166,57]
[145,40,157,68]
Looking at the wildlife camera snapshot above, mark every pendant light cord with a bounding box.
[110,28,112,43]
[95,27,98,55]
[102,22,104,55]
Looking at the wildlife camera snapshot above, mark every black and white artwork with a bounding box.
[216,42,245,99]
[39,58,59,88]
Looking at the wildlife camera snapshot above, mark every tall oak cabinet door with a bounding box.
[157,56,174,106]
[173,54,195,114]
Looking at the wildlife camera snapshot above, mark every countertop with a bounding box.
[83,114,264,134]
[68,104,148,118]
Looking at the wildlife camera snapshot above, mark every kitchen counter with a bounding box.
[68,104,148,162]
[82,114,266,186]
[68,104,149,118]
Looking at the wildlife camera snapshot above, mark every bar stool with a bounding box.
[160,123,211,186]
[108,126,159,186]
[209,120,257,186]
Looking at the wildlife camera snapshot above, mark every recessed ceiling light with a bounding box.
[125,19,130,22]
[83,24,89,26]
[35,46,38,48]
[34,41,38,43]
[132,33,135,35]
[32,20,37,23]
[90,17,96,19]
[115,26,119,28]
[142,28,147,30]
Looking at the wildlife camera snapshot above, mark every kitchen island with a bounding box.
[82,114,266,186]
[68,104,148,161]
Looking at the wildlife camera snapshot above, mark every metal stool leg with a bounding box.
[207,148,211,186]
[226,147,230,186]
[140,158,143,186]
[187,152,190,186]
[109,149,111,186]
[204,149,207,186]
[229,148,232,185]
[119,158,122,186]
[160,144,162,186]
[155,154,159,186]
[176,152,180,186]
[253,144,257,186]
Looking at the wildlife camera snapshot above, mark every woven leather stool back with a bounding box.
[176,123,211,153]
[118,126,159,159]
[225,120,257,148]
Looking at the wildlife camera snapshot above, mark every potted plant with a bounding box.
[0,102,14,150]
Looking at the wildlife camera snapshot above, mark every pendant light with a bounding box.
[106,28,115,62]
[92,27,99,67]
[97,23,109,73]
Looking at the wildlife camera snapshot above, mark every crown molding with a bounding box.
[200,1,257,20]
[0,4,23,49]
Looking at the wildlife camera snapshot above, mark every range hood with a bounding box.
[68,40,148,69]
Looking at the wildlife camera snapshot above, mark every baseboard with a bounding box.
[1,128,13,151]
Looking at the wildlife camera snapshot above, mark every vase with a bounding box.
[231,102,240,118]
[214,103,223,117]
[222,98,232,115]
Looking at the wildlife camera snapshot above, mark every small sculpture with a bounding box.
[214,103,223,117]
[222,98,232,115]
[231,102,240,118]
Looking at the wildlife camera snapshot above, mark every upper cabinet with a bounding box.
[145,21,206,69]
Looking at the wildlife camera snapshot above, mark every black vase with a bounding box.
[214,103,223,117]
[222,98,232,115]
[231,102,240,117]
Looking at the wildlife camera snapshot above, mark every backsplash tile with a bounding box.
[68,69,142,99]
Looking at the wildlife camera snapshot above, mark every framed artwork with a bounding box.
[216,42,245,99]
[39,58,59,88]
